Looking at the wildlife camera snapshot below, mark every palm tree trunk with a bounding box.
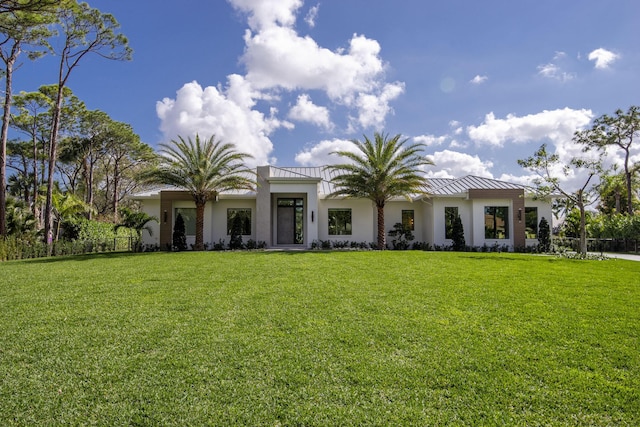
[195,201,205,251]
[377,204,386,250]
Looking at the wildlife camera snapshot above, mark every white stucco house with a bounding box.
[131,166,552,250]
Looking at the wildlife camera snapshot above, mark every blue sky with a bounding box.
[13,0,640,191]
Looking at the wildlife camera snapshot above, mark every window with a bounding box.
[175,208,196,235]
[402,210,415,230]
[445,207,458,239]
[328,209,352,235]
[227,208,251,235]
[525,207,538,239]
[484,206,509,239]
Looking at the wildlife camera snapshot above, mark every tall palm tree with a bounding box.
[326,132,433,249]
[142,134,254,251]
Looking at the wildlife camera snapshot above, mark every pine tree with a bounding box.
[172,213,187,251]
[538,217,551,253]
[451,215,466,251]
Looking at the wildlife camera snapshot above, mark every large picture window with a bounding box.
[175,208,196,235]
[445,207,458,239]
[227,208,251,235]
[525,207,538,239]
[402,210,415,230]
[328,209,352,235]
[484,206,509,239]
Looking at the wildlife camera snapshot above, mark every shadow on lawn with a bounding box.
[19,251,164,264]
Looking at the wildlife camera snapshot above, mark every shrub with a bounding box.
[173,213,187,251]
[538,217,551,253]
[451,215,466,251]
[388,222,414,250]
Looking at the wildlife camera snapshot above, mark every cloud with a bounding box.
[288,94,333,130]
[425,150,494,178]
[470,75,488,84]
[588,48,620,69]
[156,79,289,167]
[157,0,405,166]
[413,134,447,147]
[537,63,576,82]
[294,138,356,166]
[304,4,319,27]
[229,0,303,31]
[467,108,593,147]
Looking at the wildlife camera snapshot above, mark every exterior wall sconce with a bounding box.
[517,208,522,222]
[163,210,168,223]
[311,210,314,222]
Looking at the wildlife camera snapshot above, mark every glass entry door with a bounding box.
[277,198,304,244]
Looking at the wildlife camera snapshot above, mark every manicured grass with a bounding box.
[1,251,639,425]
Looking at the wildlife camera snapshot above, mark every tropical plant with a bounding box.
[326,132,433,249]
[114,207,157,252]
[51,189,93,241]
[142,134,254,250]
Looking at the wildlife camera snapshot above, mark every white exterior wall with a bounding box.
[318,198,374,244]
[524,197,553,247]
[384,200,426,248]
[430,198,473,247]
[140,199,160,247]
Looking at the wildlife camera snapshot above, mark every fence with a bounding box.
[553,237,639,254]
[0,236,141,262]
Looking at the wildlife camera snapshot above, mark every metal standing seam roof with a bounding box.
[428,175,529,196]
[130,168,532,199]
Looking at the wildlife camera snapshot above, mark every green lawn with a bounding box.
[1,251,638,426]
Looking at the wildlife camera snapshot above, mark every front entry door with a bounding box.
[277,198,304,244]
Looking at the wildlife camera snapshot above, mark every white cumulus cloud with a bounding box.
[294,138,356,166]
[425,150,494,179]
[156,79,289,167]
[288,94,333,130]
[588,48,620,69]
[413,134,447,147]
[467,108,593,147]
[305,4,319,27]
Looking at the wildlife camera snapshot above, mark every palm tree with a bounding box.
[142,134,254,251]
[114,207,157,251]
[326,132,433,249]
[51,190,94,241]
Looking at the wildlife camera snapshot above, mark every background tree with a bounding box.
[43,1,132,249]
[0,0,60,14]
[51,188,93,241]
[518,143,602,255]
[0,6,54,236]
[576,106,639,215]
[141,134,254,251]
[326,132,432,249]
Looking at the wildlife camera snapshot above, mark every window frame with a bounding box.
[445,206,458,239]
[175,208,196,236]
[227,208,252,236]
[328,208,352,236]
[484,206,509,239]
[402,210,415,231]
[525,207,538,239]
